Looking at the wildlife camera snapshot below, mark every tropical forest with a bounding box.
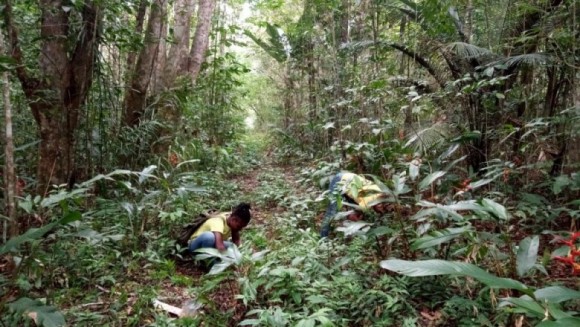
[1,0,579,326]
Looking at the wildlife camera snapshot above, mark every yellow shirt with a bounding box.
[339,173,383,210]
[190,212,232,240]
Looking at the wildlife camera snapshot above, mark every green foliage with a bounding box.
[381,259,580,323]
[7,298,65,327]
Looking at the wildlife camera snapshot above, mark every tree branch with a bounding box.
[387,42,445,88]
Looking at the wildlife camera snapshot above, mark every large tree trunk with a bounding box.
[5,0,101,194]
[123,0,167,126]
[188,0,216,84]
[161,0,196,89]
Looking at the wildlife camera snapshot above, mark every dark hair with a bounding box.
[232,202,251,225]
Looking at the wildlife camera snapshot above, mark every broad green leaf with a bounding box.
[195,245,242,275]
[176,159,200,168]
[409,161,420,180]
[336,221,371,236]
[80,174,112,186]
[499,296,544,317]
[367,226,393,237]
[0,222,58,255]
[322,122,335,129]
[438,144,460,160]
[536,318,580,326]
[60,211,83,225]
[138,165,157,184]
[551,246,570,258]
[468,178,493,190]
[392,175,411,195]
[534,286,580,304]
[8,298,65,327]
[552,176,571,195]
[419,171,446,190]
[251,250,270,262]
[239,319,261,326]
[40,188,89,208]
[547,303,573,320]
[380,259,529,292]
[412,200,482,221]
[516,236,539,277]
[296,319,316,327]
[411,226,473,250]
[480,198,508,220]
[306,295,328,304]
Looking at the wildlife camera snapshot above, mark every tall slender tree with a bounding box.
[0,29,17,240]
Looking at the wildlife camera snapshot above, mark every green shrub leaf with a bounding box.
[8,298,65,327]
[516,236,539,277]
[411,226,473,250]
[380,259,530,292]
[534,286,580,304]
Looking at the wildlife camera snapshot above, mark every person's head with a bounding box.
[227,202,251,231]
[347,210,364,221]
[372,202,389,214]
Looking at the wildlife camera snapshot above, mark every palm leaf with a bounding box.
[244,24,287,63]
[405,123,450,154]
[446,42,495,60]
[502,53,554,68]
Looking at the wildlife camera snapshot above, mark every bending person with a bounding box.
[188,202,251,252]
[320,172,388,237]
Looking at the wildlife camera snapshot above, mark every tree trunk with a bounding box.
[188,0,216,84]
[152,22,168,94]
[4,0,101,194]
[307,42,317,122]
[162,0,196,89]
[123,0,167,126]
[0,30,17,241]
[126,0,149,75]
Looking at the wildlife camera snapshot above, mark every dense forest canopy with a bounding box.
[1,0,579,326]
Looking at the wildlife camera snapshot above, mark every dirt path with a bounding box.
[157,163,300,324]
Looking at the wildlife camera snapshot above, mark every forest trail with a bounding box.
[156,160,308,324]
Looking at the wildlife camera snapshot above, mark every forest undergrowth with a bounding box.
[2,139,580,327]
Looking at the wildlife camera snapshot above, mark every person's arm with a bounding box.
[232,230,241,246]
[213,232,227,251]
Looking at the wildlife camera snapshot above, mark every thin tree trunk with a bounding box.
[399,16,407,75]
[307,42,317,121]
[0,30,17,241]
[465,0,473,43]
[123,0,167,126]
[126,0,148,75]
[188,0,216,84]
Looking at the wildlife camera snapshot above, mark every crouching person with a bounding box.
[188,203,251,253]
[320,172,389,237]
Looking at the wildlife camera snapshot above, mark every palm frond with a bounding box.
[339,40,377,52]
[446,42,496,60]
[244,25,287,63]
[497,53,554,69]
[405,123,450,155]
